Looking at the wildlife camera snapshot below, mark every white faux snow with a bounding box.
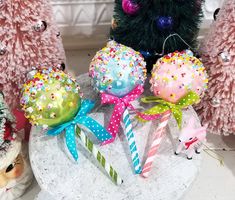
[30,74,202,200]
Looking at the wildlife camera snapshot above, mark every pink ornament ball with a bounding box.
[150,50,208,103]
[122,0,140,15]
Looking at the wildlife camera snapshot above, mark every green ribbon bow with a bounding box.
[140,91,200,129]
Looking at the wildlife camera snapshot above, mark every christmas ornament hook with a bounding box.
[155,33,196,56]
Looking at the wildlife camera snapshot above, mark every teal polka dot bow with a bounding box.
[47,99,112,161]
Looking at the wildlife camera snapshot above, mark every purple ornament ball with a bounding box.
[156,16,174,31]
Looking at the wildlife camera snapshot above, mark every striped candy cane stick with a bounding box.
[76,126,123,185]
[123,109,142,174]
[141,110,171,178]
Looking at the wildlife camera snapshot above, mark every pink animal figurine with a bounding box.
[175,117,207,160]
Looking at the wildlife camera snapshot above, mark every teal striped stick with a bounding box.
[76,126,123,185]
[123,109,142,174]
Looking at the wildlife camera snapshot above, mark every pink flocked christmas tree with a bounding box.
[0,0,65,109]
[195,0,235,135]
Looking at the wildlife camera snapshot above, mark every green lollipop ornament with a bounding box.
[21,67,81,128]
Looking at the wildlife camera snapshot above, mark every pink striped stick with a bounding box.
[141,110,171,178]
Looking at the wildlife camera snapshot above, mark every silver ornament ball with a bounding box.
[0,43,7,55]
[33,20,47,32]
[26,67,38,80]
[210,98,221,108]
[219,51,231,63]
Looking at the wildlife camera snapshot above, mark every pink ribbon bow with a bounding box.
[184,138,199,150]
[101,85,144,145]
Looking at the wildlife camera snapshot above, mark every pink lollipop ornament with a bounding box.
[139,50,208,178]
[150,50,208,103]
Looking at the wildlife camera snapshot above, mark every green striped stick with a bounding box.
[76,126,123,185]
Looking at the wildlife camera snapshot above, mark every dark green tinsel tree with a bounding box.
[110,0,204,72]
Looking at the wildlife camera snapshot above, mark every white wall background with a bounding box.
[50,0,225,49]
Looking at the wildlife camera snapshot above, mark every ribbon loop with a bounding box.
[101,85,144,143]
[65,125,78,160]
[77,115,112,142]
[138,91,200,129]
[78,99,95,115]
[177,91,200,108]
[141,96,162,103]
[100,93,120,105]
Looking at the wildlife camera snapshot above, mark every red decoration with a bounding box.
[13,109,31,142]
[3,121,13,141]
